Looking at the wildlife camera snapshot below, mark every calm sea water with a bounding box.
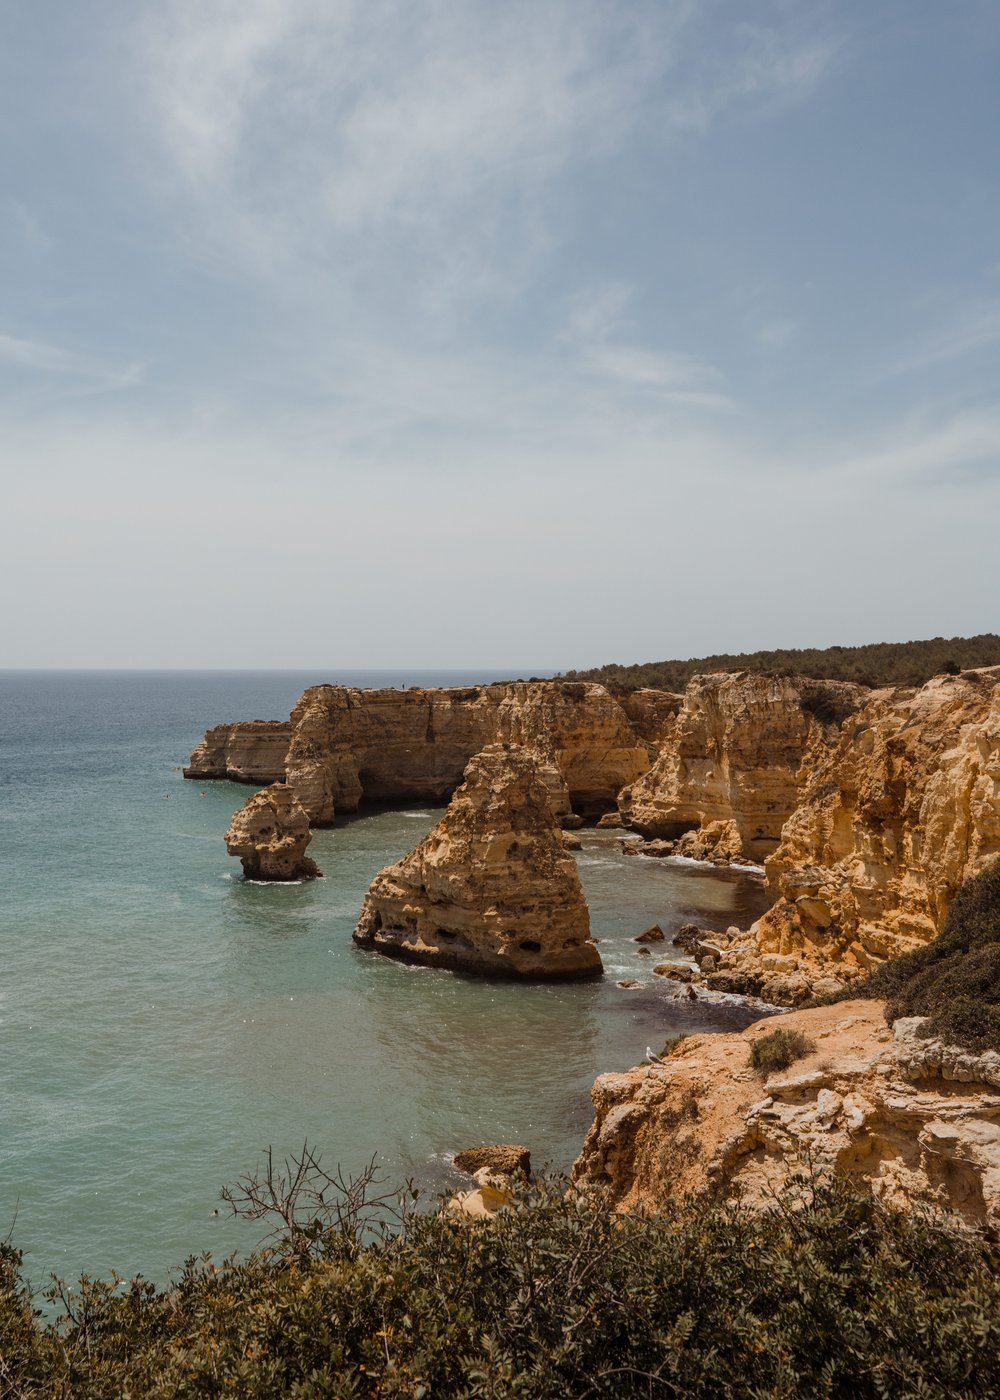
[0,670,770,1288]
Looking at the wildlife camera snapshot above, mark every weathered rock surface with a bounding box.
[184,721,292,784]
[225,783,321,882]
[188,682,652,825]
[353,745,602,979]
[617,688,684,759]
[714,669,1000,998]
[620,673,864,862]
[453,1144,531,1178]
[573,1000,1000,1224]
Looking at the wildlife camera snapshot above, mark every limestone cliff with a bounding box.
[353,744,601,979]
[616,688,683,761]
[573,1000,1000,1225]
[620,673,864,862]
[225,783,321,882]
[188,681,651,825]
[184,721,292,784]
[705,668,1000,999]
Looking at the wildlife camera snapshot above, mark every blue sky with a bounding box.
[2,0,998,669]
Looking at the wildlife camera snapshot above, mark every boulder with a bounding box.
[353,745,602,979]
[634,923,665,943]
[453,1143,531,1178]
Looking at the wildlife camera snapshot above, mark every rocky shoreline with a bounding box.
[188,663,1000,1217]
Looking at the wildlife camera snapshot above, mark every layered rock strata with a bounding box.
[184,721,292,784]
[573,1000,1000,1225]
[187,682,651,825]
[620,673,865,862]
[705,669,1000,999]
[353,744,602,979]
[225,783,321,882]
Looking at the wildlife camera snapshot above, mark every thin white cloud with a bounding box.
[0,332,144,395]
[129,0,840,313]
[562,283,734,411]
[666,23,838,131]
[834,408,1000,481]
[888,297,1000,376]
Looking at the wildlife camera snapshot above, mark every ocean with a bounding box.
[0,670,769,1288]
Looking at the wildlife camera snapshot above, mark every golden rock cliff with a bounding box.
[353,743,602,979]
[184,720,292,784]
[187,681,651,825]
[573,1000,1000,1225]
[620,673,865,862]
[704,668,1000,999]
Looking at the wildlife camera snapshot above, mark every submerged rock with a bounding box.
[353,745,602,980]
[225,783,321,882]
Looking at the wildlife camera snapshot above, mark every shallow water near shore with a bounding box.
[0,670,770,1287]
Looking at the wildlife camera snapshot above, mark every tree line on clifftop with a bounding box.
[559,632,1000,692]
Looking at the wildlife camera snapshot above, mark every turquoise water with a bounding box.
[0,671,769,1288]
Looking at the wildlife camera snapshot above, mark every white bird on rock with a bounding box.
[645,1046,663,1064]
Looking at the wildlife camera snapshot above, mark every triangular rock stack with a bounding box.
[354,744,602,979]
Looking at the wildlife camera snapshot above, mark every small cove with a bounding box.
[0,670,771,1287]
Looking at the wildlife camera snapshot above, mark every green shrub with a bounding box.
[749,1027,815,1073]
[849,856,1000,1051]
[3,1176,1000,1397]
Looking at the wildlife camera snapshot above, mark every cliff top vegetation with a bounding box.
[4,1172,1000,1397]
[560,633,1000,693]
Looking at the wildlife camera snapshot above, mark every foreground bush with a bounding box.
[4,1175,1000,1398]
[853,856,1000,1051]
[749,1027,814,1073]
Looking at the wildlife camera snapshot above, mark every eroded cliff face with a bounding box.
[620,673,865,862]
[707,669,1000,997]
[187,681,651,825]
[225,783,321,882]
[353,744,601,979]
[573,1000,1000,1225]
[184,721,292,784]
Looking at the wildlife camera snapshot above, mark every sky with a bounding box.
[1,0,998,670]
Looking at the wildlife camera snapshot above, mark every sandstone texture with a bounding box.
[187,681,652,825]
[353,744,602,979]
[573,1000,1000,1225]
[225,783,321,882]
[617,688,683,760]
[709,669,1000,1000]
[620,673,864,862]
[184,721,292,784]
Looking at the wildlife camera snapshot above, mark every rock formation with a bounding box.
[187,681,652,826]
[184,720,292,784]
[616,688,683,761]
[702,669,1000,1000]
[620,673,865,862]
[573,1000,1000,1225]
[225,783,321,882]
[353,744,602,979]
[453,1144,531,1177]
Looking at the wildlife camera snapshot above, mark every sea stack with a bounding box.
[225,783,321,882]
[353,744,601,979]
